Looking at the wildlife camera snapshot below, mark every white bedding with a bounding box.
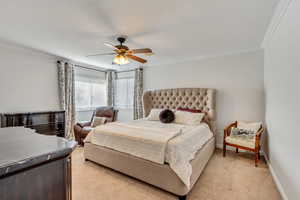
[86,121,181,164]
[85,119,213,188]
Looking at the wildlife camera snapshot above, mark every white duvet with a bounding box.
[85,119,213,188]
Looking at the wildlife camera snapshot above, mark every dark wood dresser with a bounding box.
[0,127,77,200]
[0,110,65,137]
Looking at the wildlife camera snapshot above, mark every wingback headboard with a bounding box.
[142,88,216,132]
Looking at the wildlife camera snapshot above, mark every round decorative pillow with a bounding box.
[159,109,175,123]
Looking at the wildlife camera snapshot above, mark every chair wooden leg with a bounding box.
[255,152,259,167]
[236,148,238,153]
[223,143,226,157]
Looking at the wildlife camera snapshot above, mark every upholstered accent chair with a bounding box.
[74,106,118,146]
[223,121,264,167]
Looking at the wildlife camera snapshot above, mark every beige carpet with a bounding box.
[72,147,281,200]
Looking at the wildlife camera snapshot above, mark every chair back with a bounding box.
[92,106,118,122]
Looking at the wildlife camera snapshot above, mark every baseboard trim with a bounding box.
[262,151,288,200]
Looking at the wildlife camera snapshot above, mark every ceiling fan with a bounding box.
[87,36,153,65]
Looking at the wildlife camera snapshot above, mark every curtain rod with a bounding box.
[57,60,109,73]
[74,65,108,73]
[117,68,143,73]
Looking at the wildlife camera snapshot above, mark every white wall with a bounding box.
[0,41,60,113]
[264,0,300,199]
[144,51,265,146]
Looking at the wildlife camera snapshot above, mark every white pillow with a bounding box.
[147,109,163,121]
[174,110,205,125]
[237,121,262,133]
[91,117,106,128]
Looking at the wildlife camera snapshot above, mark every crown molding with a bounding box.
[261,0,293,48]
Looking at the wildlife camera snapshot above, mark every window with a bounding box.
[114,72,134,109]
[74,68,107,111]
[75,81,106,110]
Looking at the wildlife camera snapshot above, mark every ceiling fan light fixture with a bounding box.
[113,54,129,65]
[87,36,153,64]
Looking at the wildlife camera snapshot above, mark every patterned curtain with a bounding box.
[133,68,144,120]
[57,61,76,139]
[106,70,116,106]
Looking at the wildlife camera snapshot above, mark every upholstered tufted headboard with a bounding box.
[142,88,216,132]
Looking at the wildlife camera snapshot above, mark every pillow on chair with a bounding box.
[91,117,106,128]
[237,121,262,133]
[231,127,256,139]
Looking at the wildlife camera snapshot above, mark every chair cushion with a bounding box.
[225,135,255,149]
[237,121,262,133]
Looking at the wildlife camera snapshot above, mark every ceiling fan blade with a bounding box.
[128,48,152,54]
[104,42,119,50]
[127,55,147,63]
[86,52,116,57]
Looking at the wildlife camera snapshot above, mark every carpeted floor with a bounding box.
[72,147,281,200]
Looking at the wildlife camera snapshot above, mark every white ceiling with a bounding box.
[0,0,279,69]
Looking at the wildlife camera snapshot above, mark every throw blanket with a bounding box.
[86,122,182,164]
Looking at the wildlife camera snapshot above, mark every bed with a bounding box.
[84,88,216,200]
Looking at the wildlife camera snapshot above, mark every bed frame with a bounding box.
[84,88,216,200]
